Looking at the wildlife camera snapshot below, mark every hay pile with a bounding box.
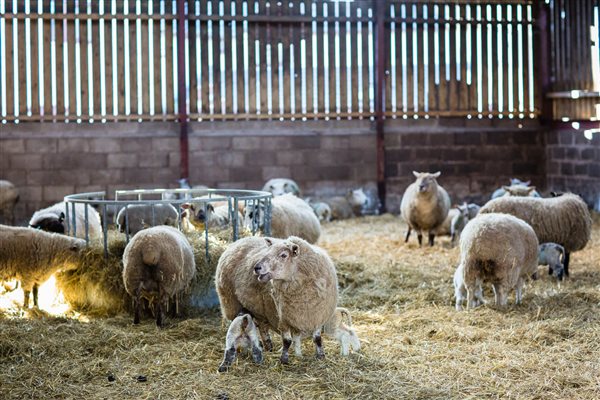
[55,229,228,316]
[1,214,599,399]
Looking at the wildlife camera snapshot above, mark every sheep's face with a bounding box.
[412,171,441,194]
[267,180,299,197]
[30,213,66,234]
[346,188,368,207]
[510,178,530,186]
[253,238,299,282]
[316,204,332,222]
[457,203,469,219]
[181,202,214,230]
[502,185,537,197]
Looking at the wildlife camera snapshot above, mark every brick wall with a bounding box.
[546,128,600,209]
[2,119,598,224]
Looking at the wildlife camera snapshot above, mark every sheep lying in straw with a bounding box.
[480,193,592,277]
[324,188,369,220]
[401,171,451,246]
[453,262,484,311]
[244,193,321,244]
[218,313,264,373]
[116,203,179,236]
[0,225,86,308]
[122,226,196,326]
[459,213,539,308]
[538,242,566,281]
[305,199,332,223]
[216,236,338,364]
[0,180,19,224]
[30,201,103,240]
[262,178,301,197]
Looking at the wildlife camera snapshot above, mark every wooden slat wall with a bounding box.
[1,0,542,123]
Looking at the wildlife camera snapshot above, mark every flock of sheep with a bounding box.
[0,173,594,372]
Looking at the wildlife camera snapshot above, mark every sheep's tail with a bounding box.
[142,245,161,267]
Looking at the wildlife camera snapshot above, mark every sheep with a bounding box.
[479,193,592,277]
[459,213,539,308]
[29,201,103,241]
[502,185,538,197]
[400,171,451,246]
[181,202,243,232]
[218,313,263,373]
[0,180,19,224]
[324,188,369,220]
[491,178,541,199]
[244,193,321,244]
[467,203,481,219]
[538,242,566,281]
[0,225,86,308]
[321,307,361,356]
[116,203,179,236]
[305,198,332,223]
[453,262,484,311]
[215,236,338,364]
[434,203,469,245]
[122,225,196,327]
[262,178,301,197]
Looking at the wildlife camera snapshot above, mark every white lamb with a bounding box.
[453,262,484,311]
[217,313,263,372]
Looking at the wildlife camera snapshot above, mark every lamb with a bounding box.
[467,203,481,219]
[434,203,469,245]
[0,180,19,224]
[453,262,484,310]
[29,201,103,241]
[491,178,541,199]
[262,178,301,197]
[479,193,592,277]
[321,307,361,356]
[215,236,338,364]
[0,225,86,308]
[538,242,566,281]
[116,203,179,236]
[324,188,369,220]
[244,193,321,244]
[400,171,451,246]
[305,199,332,223]
[122,225,196,326]
[181,202,243,232]
[217,313,263,373]
[459,213,539,308]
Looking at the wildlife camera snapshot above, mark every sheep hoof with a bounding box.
[280,355,289,365]
[217,364,229,373]
[316,353,325,360]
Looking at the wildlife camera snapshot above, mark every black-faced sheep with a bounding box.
[324,188,368,220]
[459,213,539,308]
[0,225,86,308]
[479,193,592,277]
[400,171,451,246]
[122,225,196,326]
[0,180,19,224]
[215,236,338,364]
[244,193,321,244]
[262,178,301,197]
[538,242,566,281]
[181,202,243,232]
[116,203,179,236]
[30,201,103,241]
[453,262,484,311]
[218,313,263,373]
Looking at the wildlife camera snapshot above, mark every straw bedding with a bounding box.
[1,214,599,399]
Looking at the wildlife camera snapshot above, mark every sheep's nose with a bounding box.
[254,264,262,274]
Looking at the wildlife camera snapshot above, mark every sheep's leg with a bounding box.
[515,279,524,305]
[22,289,31,309]
[251,343,263,365]
[466,287,476,309]
[404,227,412,243]
[493,284,508,306]
[548,265,553,275]
[133,283,142,324]
[417,233,423,247]
[32,284,39,307]
[293,336,302,357]
[564,251,570,277]
[313,328,325,360]
[156,299,164,327]
[428,233,435,247]
[280,331,292,365]
[218,346,237,373]
[455,287,464,311]
[256,322,273,352]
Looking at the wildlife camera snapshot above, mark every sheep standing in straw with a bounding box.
[216,236,338,364]
[459,213,539,308]
[401,171,451,246]
[0,225,86,308]
[122,226,196,326]
[30,201,103,240]
[538,242,566,281]
[453,262,485,311]
[0,180,19,225]
[244,193,321,244]
[218,313,263,372]
[480,193,592,277]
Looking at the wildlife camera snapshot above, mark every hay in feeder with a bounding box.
[55,228,228,316]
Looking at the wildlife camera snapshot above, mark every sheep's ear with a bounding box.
[527,186,536,193]
[432,171,441,178]
[59,212,65,223]
[206,203,215,212]
[412,171,420,178]
[290,244,299,257]
[523,180,531,186]
[265,237,274,246]
[180,203,191,210]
